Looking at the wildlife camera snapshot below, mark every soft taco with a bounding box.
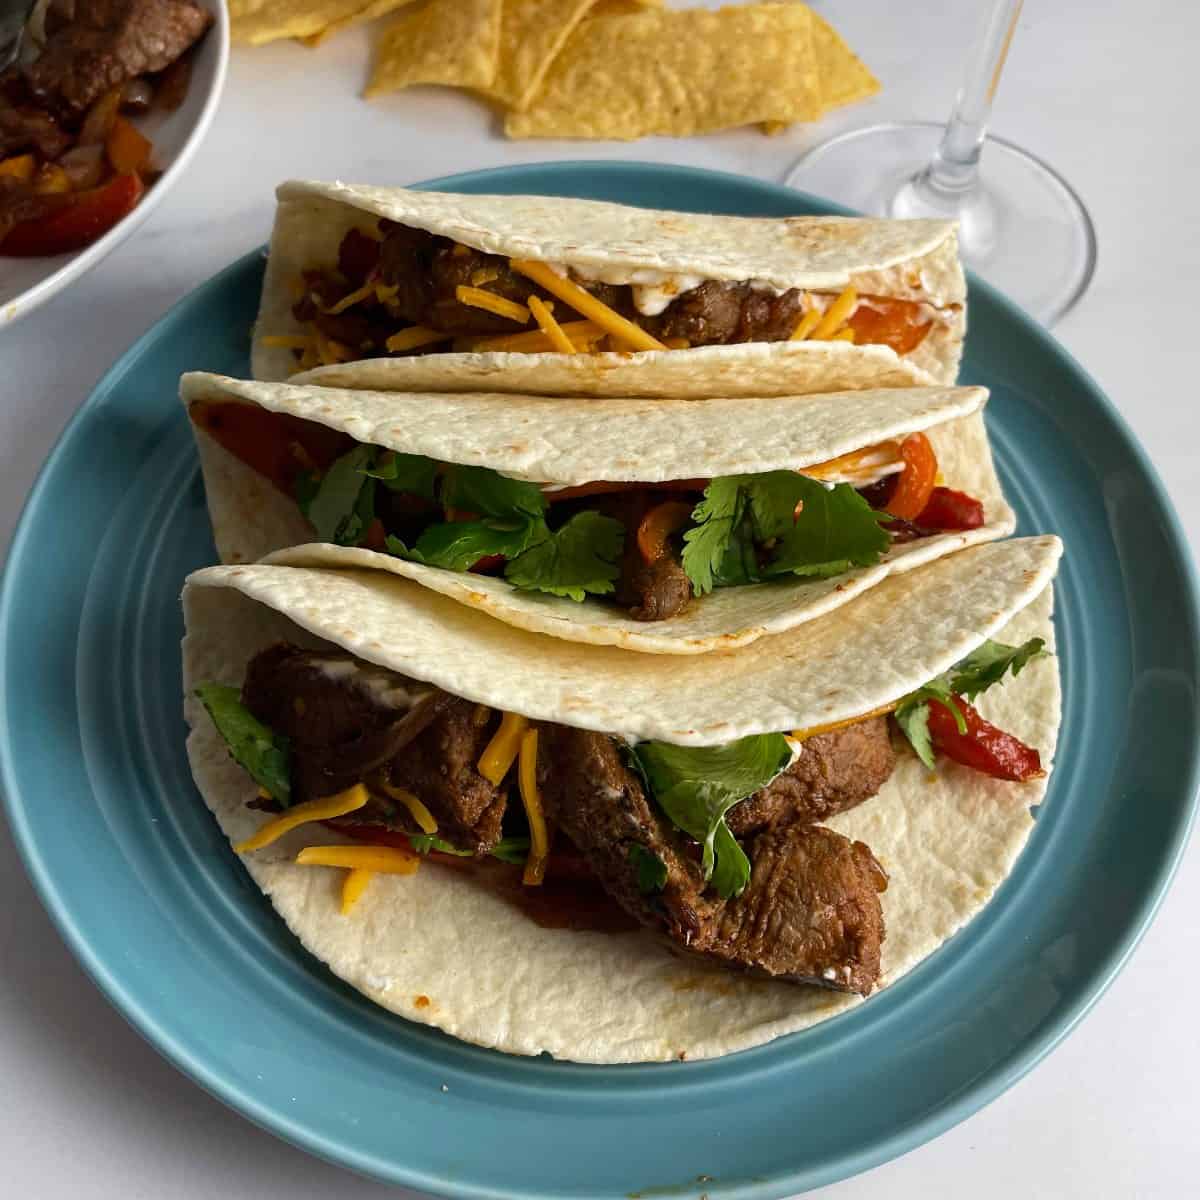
[185,373,1013,654]
[252,182,965,393]
[183,534,1062,1063]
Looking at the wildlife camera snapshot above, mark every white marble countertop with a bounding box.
[1,3,1197,1197]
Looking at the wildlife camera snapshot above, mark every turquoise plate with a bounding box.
[2,163,1197,1198]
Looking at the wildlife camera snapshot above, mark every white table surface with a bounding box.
[2,3,1197,1196]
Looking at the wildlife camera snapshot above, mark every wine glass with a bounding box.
[786,0,1096,326]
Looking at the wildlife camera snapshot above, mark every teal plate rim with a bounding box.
[2,162,1198,1199]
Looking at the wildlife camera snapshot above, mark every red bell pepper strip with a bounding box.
[886,432,939,521]
[915,486,985,531]
[0,172,144,256]
[927,695,1044,782]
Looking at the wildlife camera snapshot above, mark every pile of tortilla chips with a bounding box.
[229,0,879,140]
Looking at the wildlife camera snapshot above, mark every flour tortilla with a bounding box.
[182,534,1062,1061]
[184,372,1014,653]
[253,181,964,387]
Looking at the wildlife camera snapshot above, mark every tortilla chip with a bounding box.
[480,0,601,112]
[812,11,880,109]
[229,0,387,44]
[507,3,821,140]
[759,8,880,133]
[297,0,419,47]
[367,0,503,97]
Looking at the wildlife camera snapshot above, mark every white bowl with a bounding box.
[0,1,229,327]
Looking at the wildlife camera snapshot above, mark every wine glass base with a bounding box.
[785,121,1097,326]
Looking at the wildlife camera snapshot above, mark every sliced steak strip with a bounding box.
[26,0,214,118]
[240,644,504,853]
[727,717,896,836]
[701,824,887,995]
[380,698,505,854]
[536,724,719,946]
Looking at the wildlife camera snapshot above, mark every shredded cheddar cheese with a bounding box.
[296,845,420,873]
[790,312,822,341]
[811,285,858,340]
[830,328,857,342]
[469,267,499,287]
[341,867,374,914]
[803,441,900,483]
[471,321,604,353]
[477,712,528,785]
[455,285,531,324]
[313,328,352,365]
[385,326,453,353]
[517,728,549,886]
[510,259,667,352]
[374,283,399,304]
[375,779,438,834]
[234,784,368,854]
[323,281,377,315]
[259,335,313,350]
[791,701,897,742]
[662,337,691,350]
[528,296,575,355]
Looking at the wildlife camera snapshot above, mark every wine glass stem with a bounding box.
[923,0,1024,198]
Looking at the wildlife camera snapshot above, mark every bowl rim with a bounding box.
[0,0,230,328]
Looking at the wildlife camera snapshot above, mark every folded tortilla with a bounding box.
[183,534,1062,1062]
[184,372,1014,654]
[254,181,965,391]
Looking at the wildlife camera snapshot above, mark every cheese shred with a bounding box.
[471,320,604,353]
[259,335,313,350]
[518,728,549,887]
[811,285,859,340]
[234,784,368,854]
[385,325,453,353]
[791,701,897,742]
[296,845,421,873]
[510,259,667,352]
[477,712,528,785]
[341,867,374,914]
[789,305,821,341]
[455,285,531,324]
[527,296,576,354]
[323,281,377,315]
[375,779,438,834]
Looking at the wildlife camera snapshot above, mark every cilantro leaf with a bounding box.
[632,734,791,899]
[365,451,437,501]
[194,684,291,806]
[303,444,376,545]
[949,637,1047,699]
[409,834,472,857]
[504,511,624,601]
[408,516,548,573]
[490,836,532,865]
[681,472,890,594]
[442,465,546,521]
[629,844,668,894]
[762,476,890,579]
[681,478,745,596]
[710,823,752,902]
[408,833,531,864]
[893,700,935,769]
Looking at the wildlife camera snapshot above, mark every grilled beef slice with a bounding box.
[727,717,896,836]
[241,644,504,853]
[535,725,720,946]
[26,0,213,118]
[537,724,886,993]
[700,824,887,995]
